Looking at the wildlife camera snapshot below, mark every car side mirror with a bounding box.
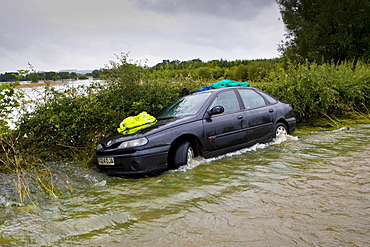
[209,105,224,116]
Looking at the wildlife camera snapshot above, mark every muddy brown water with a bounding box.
[0,125,369,246]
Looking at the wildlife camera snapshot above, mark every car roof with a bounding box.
[192,86,257,95]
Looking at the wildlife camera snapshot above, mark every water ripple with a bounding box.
[1,126,369,246]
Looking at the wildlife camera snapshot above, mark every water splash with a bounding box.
[311,126,351,133]
[177,134,299,172]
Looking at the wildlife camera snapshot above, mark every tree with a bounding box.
[59,72,70,79]
[70,72,78,80]
[0,73,18,82]
[277,0,370,63]
[29,73,39,83]
[26,63,39,83]
[44,72,57,80]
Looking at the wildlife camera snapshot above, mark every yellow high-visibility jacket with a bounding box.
[117,112,157,134]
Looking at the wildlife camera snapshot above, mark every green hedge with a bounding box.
[12,57,370,163]
[16,54,209,161]
[258,61,370,122]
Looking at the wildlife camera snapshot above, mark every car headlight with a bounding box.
[96,143,103,151]
[118,137,148,149]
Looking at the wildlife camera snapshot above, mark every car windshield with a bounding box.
[156,92,212,120]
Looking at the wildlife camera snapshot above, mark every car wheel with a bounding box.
[173,141,194,169]
[274,123,288,138]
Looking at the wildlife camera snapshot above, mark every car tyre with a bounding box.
[173,141,194,169]
[274,123,288,138]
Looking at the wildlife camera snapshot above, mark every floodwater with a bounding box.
[0,125,369,246]
[8,78,99,129]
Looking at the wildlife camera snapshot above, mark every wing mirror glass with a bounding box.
[209,105,224,116]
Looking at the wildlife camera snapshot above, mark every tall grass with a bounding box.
[0,132,73,206]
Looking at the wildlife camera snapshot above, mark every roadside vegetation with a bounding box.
[1,55,369,205]
[1,0,369,204]
[2,54,369,167]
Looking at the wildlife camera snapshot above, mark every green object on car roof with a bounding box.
[209,79,250,89]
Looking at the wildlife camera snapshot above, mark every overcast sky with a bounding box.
[0,0,285,73]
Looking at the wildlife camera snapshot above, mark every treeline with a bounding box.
[92,58,282,82]
[0,71,92,82]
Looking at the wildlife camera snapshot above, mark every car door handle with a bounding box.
[269,109,274,113]
[237,115,244,119]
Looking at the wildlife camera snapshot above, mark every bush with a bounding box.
[248,61,276,82]
[196,67,213,79]
[11,55,370,165]
[16,53,207,161]
[0,82,23,132]
[258,61,370,122]
[232,65,248,81]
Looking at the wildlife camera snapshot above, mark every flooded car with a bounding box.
[95,87,296,176]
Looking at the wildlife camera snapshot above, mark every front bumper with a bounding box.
[96,145,170,176]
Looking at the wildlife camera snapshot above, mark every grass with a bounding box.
[295,113,370,135]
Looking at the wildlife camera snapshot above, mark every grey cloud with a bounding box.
[129,0,275,20]
[0,0,283,73]
[0,1,50,52]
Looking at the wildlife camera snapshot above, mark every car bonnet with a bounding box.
[99,116,196,147]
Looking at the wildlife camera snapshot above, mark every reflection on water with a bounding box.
[0,126,369,246]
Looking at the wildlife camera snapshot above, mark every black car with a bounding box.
[96,87,296,176]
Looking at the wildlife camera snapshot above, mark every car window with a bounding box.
[156,92,212,119]
[258,91,278,104]
[238,89,266,109]
[210,90,240,114]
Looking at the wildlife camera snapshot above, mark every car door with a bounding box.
[203,89,247,153]
[237,89,275,142]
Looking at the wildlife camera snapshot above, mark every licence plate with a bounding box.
[97,157,115,166]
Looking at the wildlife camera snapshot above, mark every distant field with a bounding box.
[15,81,67,89]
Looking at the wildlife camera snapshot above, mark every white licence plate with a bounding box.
[97,157,115,166]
